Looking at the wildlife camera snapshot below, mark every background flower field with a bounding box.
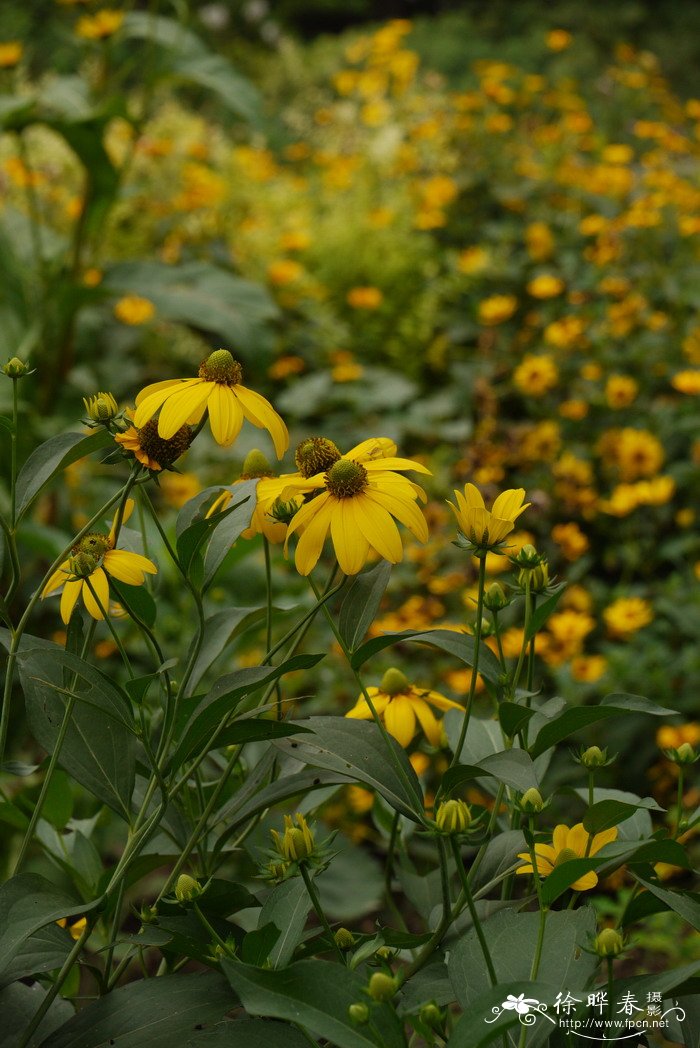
[0,2,698,1046]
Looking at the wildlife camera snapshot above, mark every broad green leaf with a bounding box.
[175,485,256,582]
[40,972,234,1047]
[583,797,664,834]
[339,560,392,652]
[0,873,92,972]
[110,578,157,629]
[41,768,74,829]
[168,654,323,769]
[187,605,275,692]
[15,429,113,521]
[351,628,502,683]
[0,924,71,989]
[18,648,137,819]
[185,1020,313,1047]
[241,923,282,967]
[448,907,597,1010]
[633,876,700,932]
[439,749,538,796]
[104,261,277,350]
[529,693,675,758]
[258,879,310,968]
[316,835,383,921]
[498,702,536,738]
[209,719,313,749]
[274,716,424,822]
[222,958,407,1048]
[48,118,120,240]
[0,982,73,1048]
[525,584,566,641]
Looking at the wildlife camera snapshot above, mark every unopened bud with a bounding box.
[380,667,409,695]
[367,972,397,1002]
[348,1002,369,1024]
[581,746,606,769]
[511,543,543,568]
[435,799,472,834]
[484,582,509,611]
[241,448,273,479]
[520,788,544,813]
[669,742,699,765]
[83,391,119,423]
[419,1002,442,1027]
[334,927,356,949]
[174,874,202,903]
[271,812,315,862]
[594,928,624,957]
[2,356,30,378]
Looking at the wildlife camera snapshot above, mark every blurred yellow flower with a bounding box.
[513,354,558,396]
[525,222,554,261]
[113,295,156,325]
[0,41,23,67]
[552,522,589,560]
[518,823,617,891]
[478,294,517,325]
[546,29,572,52]
[604,597,653,637]
[656,723,700,750]
[571,655,607,682]
[605,374,639,408]
[76,9,124,40]
[671,370,700,395]
[457,246,489,274]
[268,259,304,287]
[527,274,565,299]
[347,286,383,309]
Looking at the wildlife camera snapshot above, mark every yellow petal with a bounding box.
[567,823,589,856]
[330,500,370,576]
[410,696,443,746]
[60,580,82,624]
[367,489,429,542]
[109,498,135,543]
[422,689,463,712]
[103,549,157,584]
[134,378,183,406]
[43,561,72,598]
[352,495,403,564]
[364,456,431,474]
[133,379,198,427]
[571,871,598,891]
[491,488,528,521]
[233,385,289,459]
[462,483,486,509]
[294,497,334,576]
[345,437,397,461]
[552,825,570,853]
[383,697,415,747]
[486,516,515,544]
[589,826,618,856]
[208,384,244,447]
[158,381,213,439]
[83,568,109,620]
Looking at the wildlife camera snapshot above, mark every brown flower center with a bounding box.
[198,349,243,385]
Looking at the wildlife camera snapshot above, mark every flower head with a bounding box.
[76,9,124,39]
[115,417,192,472]
[0,41,23,68]
[206,449,300,544]
[41,500,157,623]
[283,437,430,576]
[134,350,288,456]
[83,391,119,424]
[449,484,530,552]
[113,295,155,325]
[271,812,316,862]
[346,667,461,748]
[517,822,618,891]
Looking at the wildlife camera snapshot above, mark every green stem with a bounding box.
[300,862,344,962]
[518,817,548,1048]
[450,836,498,985]
[398,837,452,986]
[512,575,532,695]
[19,920,92,1048]
[10,379,18,528]
[102,879,125,991]
[450,554,487,768]
[194,902,234,957]
[263,537,281,720]
[384,810,408,933]
[674,766,685,838]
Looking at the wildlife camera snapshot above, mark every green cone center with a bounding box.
[325,459,368,498]
[380,667,410,696]
[199,349,243,385]
[295,437,341,478]
[73,532,113,558]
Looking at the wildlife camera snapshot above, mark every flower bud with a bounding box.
[175,873,202,903]
[379,667,409,695]
[2,356,30,379]
[594,928,624,957]
[435,798,472,834]
[348,1003,369,1024]
[483,582,509,611]
[581,746,606,769]
[241,448,273,479]
[511,543,543,569]
[520,787,544,814]
[139,903,157,924]
[674,742,698,765]
[419,1002,442,1027]
[69,552,100,579]
[264,859,291,883]
[269,496,302,526]
[83,391,119,423]
[271,812,315,862]
[367,972,397,1002]
[334,927,356,949]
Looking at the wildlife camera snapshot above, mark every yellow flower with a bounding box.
[513,354,558,396]
[448,484,529,550]
[0,41,23,68]
[615,428,664,480]
[57,916,87,941]
[133,350,288,456]
[605,374,638,408]
[76,9,124,40]
[603,597,653,637]
[267,259,304,287]
[347,286,383,309]
[527,274,565,299]
[517,823,617,891]
[113,295,156,325]
[525,222,554,261]
[457,246,489,274]
[158,472,200,508]
[671,369,700,395]
[656,723,700,751]
[571,655,607,682]
[207,449,297,544]
[546,29,572,51]
[551,522,589,560]
[478,294,517,326]
[346,667,461,747]
[41,501,157,624]
[115,416,192,472]
[283,438,429,576]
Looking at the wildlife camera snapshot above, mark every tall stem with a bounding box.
[450,554,487,768]
[300,862,344,962]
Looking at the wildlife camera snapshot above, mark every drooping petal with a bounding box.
[133,379,199,428]
[233,385,289,459]
[383,697,416,747]
[364,456,431,474]
[294,497,334,576]
[409,695,443,746]
[345,437,397,461]
[571,871,599,891]
[331,499,370,576]
[345,692,390,720]
[589,826,618,856]
[60,579,82,624]
[208,384,244,447]
[285,491,330,543]
[43,561,72,597]
[422,688,463,712]
[158,381,214,439]
[104,549,157,585]
[367,489,429,542]
[352,495,403,564]
[109,498,135,543]
[134,378,184,406]
[82,567,109,619]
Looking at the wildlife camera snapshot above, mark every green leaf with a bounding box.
[169,655,324,769]
[40,971,234,1047]
[448,907,597,1010]
[339,561,392,652]
[104,261,277,350]
[222,958,407,1048]
[529,693,675,758]
[18,648,137,819]
[207,719,313,749]
[316,835,384,922]
[187,606,274,692]
[351,628,502,683]
[0,982,73,1048]
[633,876,700,932]
[274,716,424,822]
[110,578,157,629]
[0,873,91,973]
[185,1020,313,1047]
[583,798,664,835]
[48,118,120,241]
[258,879,310,969]
[498,702,536,738]
[241,923,282,967]
[175,481,257,585]
[525,584,566,641]
[15,429,113,521]
[41,768,74,829]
